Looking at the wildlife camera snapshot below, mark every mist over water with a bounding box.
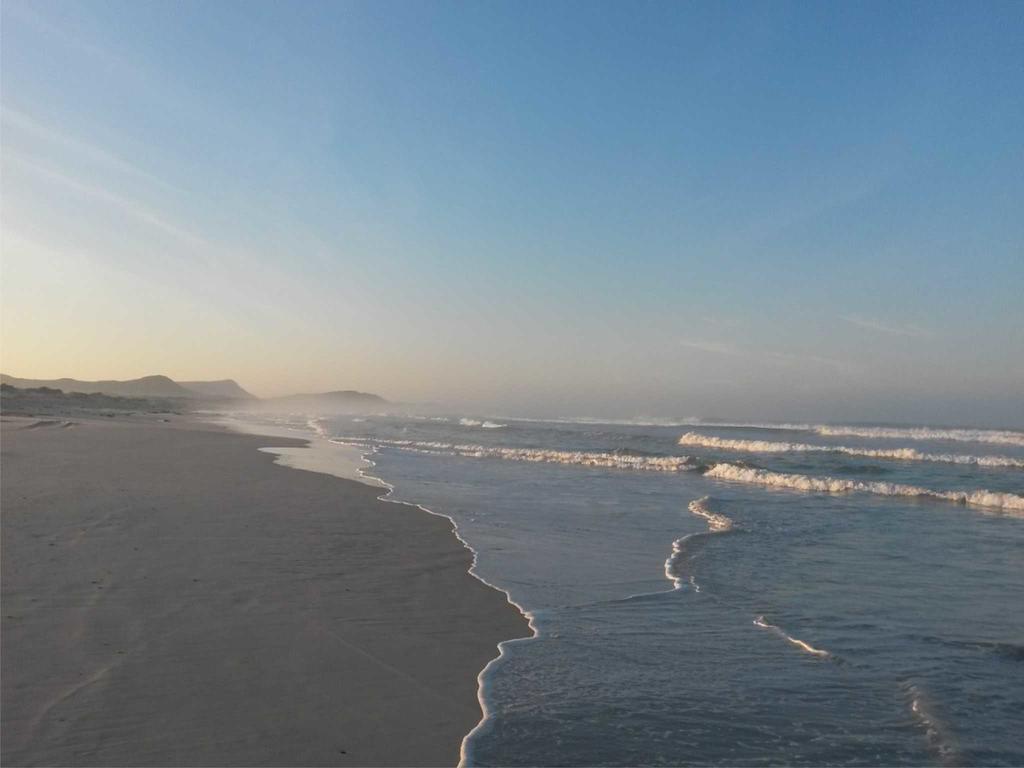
[240,411,1024,766]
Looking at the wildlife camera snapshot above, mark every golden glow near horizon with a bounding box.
[2,2,1022,424]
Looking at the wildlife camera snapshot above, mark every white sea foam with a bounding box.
[678,432,1024,468]
[686,496,734,532]
[813,424,1024,447]
[689,420,1024,446]
[498,415,1024,447]
[664,497,734,589]
[904,682,961,767]
[306,417,329,439]
[459,418,508,429]
[753,615,831,658]
[317,448,538,768]
[683,421,1024,446]
[687,420,816,432]
[334,437,698,472]
[705,463,1024,513]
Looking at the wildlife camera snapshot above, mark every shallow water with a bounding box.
[243,413,1024,766]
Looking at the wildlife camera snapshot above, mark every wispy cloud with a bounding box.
[678,339,741,356]
[842,314,929,338]
[1,106,182,193]
[5,151,212,252]
[763,349,852,371]
[1,2,127,70]
[679,337,853,373]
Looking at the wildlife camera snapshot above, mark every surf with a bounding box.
[678,432,1024,468]
[704,463,1024,513]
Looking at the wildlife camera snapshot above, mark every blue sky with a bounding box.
[1,0,1021,424]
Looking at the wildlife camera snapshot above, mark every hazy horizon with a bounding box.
[2,1,1022,426]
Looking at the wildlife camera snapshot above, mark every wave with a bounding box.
[501,415,713,428]
[320,448,538,768]
[753,616,832,658]
[704,463,1024,513]
[333,437,700,473]
[690,420,1024,447]
[306,417,330,439]
[664,497,735,589]
[814,425,1024,447]
[684,420,815,432]
[459,418,508,429]
[484,415,1024,447]
[903,682,962,766]
[21,419,76,429]
[918,635,1024,661]
[686,495,734,532]
[679,432,1024,468]
[688,419,1024,448]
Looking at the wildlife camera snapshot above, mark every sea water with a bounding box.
[240,413,1024,766]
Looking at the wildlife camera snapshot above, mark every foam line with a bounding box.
[334,437,699,473]
[686,495,734,532]
[219,416,537,767]
[678,432,1024,468]
[704,463,1024,513]
[688,421,1024,446]
[345,448,538,768]
[753,616,831,658]
[813,424,1024,447]
[664,497,734,589]
[459,418,507,429]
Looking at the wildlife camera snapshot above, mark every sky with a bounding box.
[1,0,1022,425]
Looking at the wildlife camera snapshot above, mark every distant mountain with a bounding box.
[0,374,379,406]
[0,374,254,400]
[178,380,255,399]
[0,374,193,399]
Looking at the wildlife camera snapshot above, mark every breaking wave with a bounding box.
[333,437,699,472]
[678,432,1024,468]
[460,418,508,429]
[813,425,1024,447]
[668,420,1024,447]
[704,463,1024,513]
[686,495,734,532]
[753,616,832,658]
[664,497,735,589]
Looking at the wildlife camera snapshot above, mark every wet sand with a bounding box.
[1,415,528,766]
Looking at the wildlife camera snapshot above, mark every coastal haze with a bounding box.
[2,2,1023,768]
[2,1,1022,425]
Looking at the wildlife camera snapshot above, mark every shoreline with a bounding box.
[211,415,540,766]
[1,413,529,766]
[349,445,540,767]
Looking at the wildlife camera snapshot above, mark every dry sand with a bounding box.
[1,415,528,766]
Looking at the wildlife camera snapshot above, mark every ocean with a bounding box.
[236,412,1024,767]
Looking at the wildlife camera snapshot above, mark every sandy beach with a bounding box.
[1,415,528,767]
